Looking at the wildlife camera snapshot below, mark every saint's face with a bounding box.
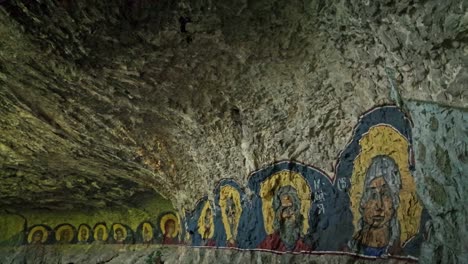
[80,228,87,240]
[362,176,394,228]
[60,229,71,242]
[115,228,124,241]
[280,194,293,207]
[33,230,43,243]
[96,228,104,241]
[204,208,212,227]
[279,194,296,222]
[166,221,175,236]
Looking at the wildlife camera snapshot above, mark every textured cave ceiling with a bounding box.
[0,0,466,210]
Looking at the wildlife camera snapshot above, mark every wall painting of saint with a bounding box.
[137,222,155,244]
[197,201,215,247]
[257,170,312,252]
[54,224,75,244]
[27,225,50,245]
[347,124,422,257]
[218,184,242,247]
[111,223,133,244]
[77,224,91,244]
[93,223,109,244]
[160,212,181,245]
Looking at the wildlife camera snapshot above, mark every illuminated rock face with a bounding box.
[0,0,466,263]
[183,106,427,260]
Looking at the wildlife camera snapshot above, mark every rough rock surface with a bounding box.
[1,0,466,210]
[407,101,467,264]
[0,245,418,264]
[0,0,466,263]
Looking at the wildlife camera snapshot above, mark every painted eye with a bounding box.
[382,190,391,198]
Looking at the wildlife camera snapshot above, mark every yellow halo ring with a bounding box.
[55,224,75,242]
[141,222,154,241]
[349,125,423,245]
[112,224,128,241]
[27,225,48,244]
[260,170,312,235]
[93,224,109,241]
[219,185,242,241]
[77,225,90,242]
[160,213,180,238]
[197,202,214,239]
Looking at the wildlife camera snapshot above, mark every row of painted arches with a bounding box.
[25,212,183,245]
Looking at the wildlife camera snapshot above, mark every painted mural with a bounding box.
[55,224,76,244]
[187,198,216,246]
[77,224,91,244]
[17,211,184,246]
[93,223,109,244]
[214,180,243,247]
[159,212,181,245]
[335,106,429,257]
[27,225,51,245]
[183,105,428,261]
[110,223,133,244]
[2,105,429,262]
[136,222,155,243]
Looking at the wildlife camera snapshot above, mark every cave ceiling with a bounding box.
[0,0,466,210]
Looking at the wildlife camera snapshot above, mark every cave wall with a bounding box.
[0,245,420,264]
[406,101,467,264]
[0,104,465,264]
[0,0,466,263]
[182,105,427,261]
[0,194,177,246]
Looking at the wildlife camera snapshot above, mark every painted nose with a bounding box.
[375,193,384,209]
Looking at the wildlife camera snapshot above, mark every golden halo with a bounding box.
[55,224,75,242]
[160,213,180,238]
[77,225,90,242]
[141,222,154,241]
[349,125,423,245]
[197,202,214,239]
[27,225,48,244]
[219,185,242,241]
[112,224,127,241]
[260,170,312,235]
[93,224,109,241]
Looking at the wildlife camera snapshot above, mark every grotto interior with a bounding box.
[0,0,466,263]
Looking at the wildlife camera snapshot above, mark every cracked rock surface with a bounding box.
[0,0,466,209]
[0,0,466,263]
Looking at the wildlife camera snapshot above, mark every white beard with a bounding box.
[279,218,300,250]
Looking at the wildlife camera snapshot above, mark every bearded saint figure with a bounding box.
[258,185,312,252]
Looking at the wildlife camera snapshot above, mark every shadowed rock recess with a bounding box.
[0,0,466,263]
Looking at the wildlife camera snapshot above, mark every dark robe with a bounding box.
[162,235,179,245]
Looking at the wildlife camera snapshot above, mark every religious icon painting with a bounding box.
[77,224,92,244]
[159,212,181,245]
[27,225,51,245]
[111,223,133,244]
[54,224,76,244]
[335,106,427,258]
[215,179,244,248]
[93,223,109,244]
[136,221,155,244]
